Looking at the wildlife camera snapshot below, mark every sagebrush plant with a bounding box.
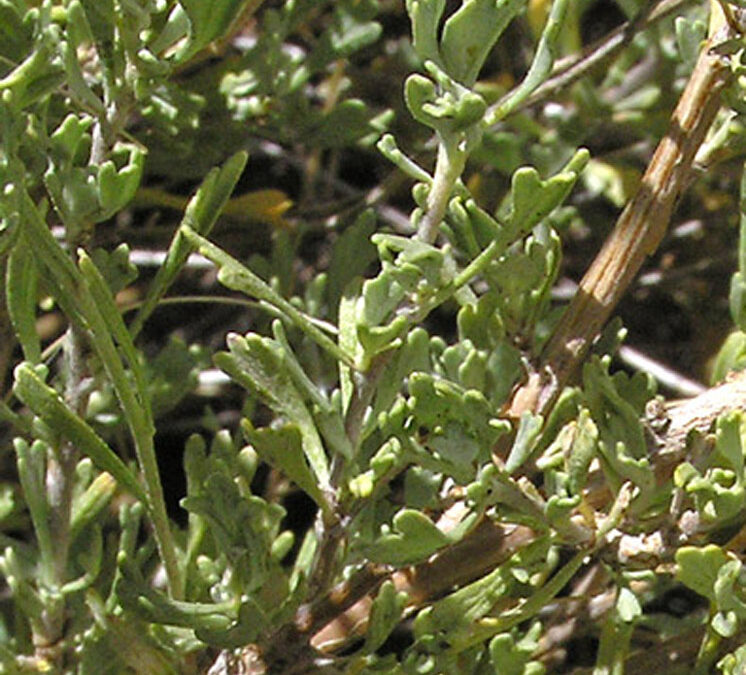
[4,0,746,672]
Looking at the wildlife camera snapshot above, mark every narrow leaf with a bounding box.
[78,250,152,429]
[6,237,40,362]
[487,0,571,124]
[130,151,248,337]
[364,581,408,654]
[13,363,147,504]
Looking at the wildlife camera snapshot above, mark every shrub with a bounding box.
[3,0,746,673]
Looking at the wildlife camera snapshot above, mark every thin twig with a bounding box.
[617,344,706,397]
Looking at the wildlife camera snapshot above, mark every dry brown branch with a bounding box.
[312,518,536,652]
[506,11,737,423]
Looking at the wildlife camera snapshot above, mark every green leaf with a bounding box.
[595,594,636,675]
[42,118,145,225]
[718,642,746,674]
[6,236,40,362]
[182,227,353,366]
[504,412,543,474]
[364,581,408,654]
[130,151,248,337]
[414,537,551,645]
[115,551,251,647]
[457,291,504,349]
[583,357,654,494]
[78,250,152,429]
[76,247,184,601]
[180,471,286,598]
[195,600,267,649]
[0,42,64,109]
[241,421,330,515]
[712,559,746,634]
[404,72,440,129]
[711,331,746,383]
[488,623,544,675]
[715,412,745,478]
[405,64,487,134]
[487,0,571,124]
[406,372,502,482]
[731,275,746,334]
[313,99,382,148]
[732,159,746,332]
[357,316,408,359]
[713,610,739,638]
[326,210,377,318]
[48,113,93,164]
[440,0,524,86]
[14,438,54,574]
[216,332,330,486]
[359,270,410,327]
[448,197,503,256]
[147,337,204,417]
[97,144,145,217]
[60,35,105,115]
[365,508,451,566]
[675,16,706,71]
[371,327,430,424]
[675,545,731,601]
[12,188,86,323]
[175,0,255,63]
[70,471,116,543]
[545,494,586,542]
[675,413,746,525]
[377,133,433,183]
[566,409,598,495]
[510,149,589,234]
[20,185,174,585]
[270,320,337,417]
[325,8,381,59]
[13,363,147,505]
[0,1,32,63]
[339,278,362,411]
[406,0,445,65]
[80,593,177,675]
[63,1,94,51]
[0,547,46,628]
[616,586,642,623]
[43,165,99,227]
[89,244,138,296]
[78,0,116,74]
